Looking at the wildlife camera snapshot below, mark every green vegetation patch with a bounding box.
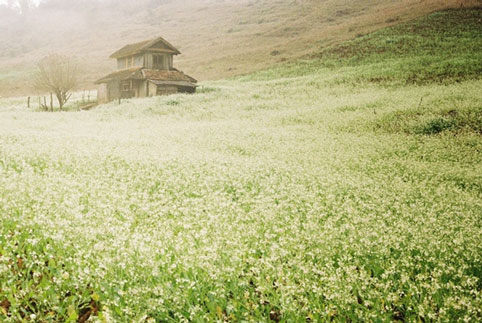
[0,219,101,322]
[374,103,482,135]
[320,8,482,85]
[242,8,482,86]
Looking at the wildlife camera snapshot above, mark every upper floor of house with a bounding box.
[110,37,181,71]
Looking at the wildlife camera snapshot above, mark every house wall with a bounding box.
[144,52,172,70]
[117,53,173,70]
[179,86,196,94]
[148,81,157,97]
[97,83,108,103]
[137,80,148,98]
[100,80,195,103]
[132,80,138,97]
[107,80,120,101]
[120,80,138,98]
[135,54,144,67]
[117,54,144,70]
[157,85,178,95]
[117,58,126,70]
[145,54,151,69]
[97,80,121,103]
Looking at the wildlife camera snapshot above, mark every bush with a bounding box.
[415,117,456,135]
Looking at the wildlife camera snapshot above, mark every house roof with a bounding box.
[149,80,198,88]
[142,69,197,83]
[110,37,181,59]
[94,67,143,84]
[95,68,197,85]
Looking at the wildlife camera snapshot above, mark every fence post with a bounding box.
[27,96,30,109]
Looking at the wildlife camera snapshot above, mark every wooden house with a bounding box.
[95,37,197,103]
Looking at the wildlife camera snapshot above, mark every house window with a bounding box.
[153,55,164,68]
[122,81,131,91]
[125,56,134,68]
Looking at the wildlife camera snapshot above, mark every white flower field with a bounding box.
[0,8,481,322]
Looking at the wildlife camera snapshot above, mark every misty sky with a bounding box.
[0,0,41,6]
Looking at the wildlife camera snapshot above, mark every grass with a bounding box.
[243,8,482,85]
[0,8,481,322]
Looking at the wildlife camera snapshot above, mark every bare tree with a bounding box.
[34,54,78,111]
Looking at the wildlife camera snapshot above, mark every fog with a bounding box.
[0,0,233,94]
[0,0,213,58]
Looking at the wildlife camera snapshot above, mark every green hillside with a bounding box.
[247,8,482,84]
[0,8,481,322]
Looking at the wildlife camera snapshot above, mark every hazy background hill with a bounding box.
[0,0,479,96]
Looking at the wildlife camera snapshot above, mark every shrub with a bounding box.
[415,117,456,135]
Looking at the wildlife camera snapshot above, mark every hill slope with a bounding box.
[0,0,480,96]
[0,8,481,322]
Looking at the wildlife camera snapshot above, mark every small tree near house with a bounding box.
[34,54,78,111]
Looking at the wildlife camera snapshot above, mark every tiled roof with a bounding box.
[95,68,197,85]
[142,69,197,83]
[149,80,197,88]
[94,68,143,84]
